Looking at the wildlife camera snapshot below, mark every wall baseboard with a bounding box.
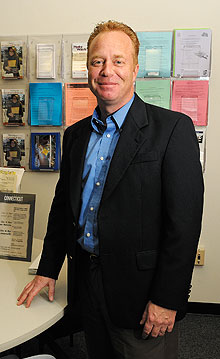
[188,302,220,315]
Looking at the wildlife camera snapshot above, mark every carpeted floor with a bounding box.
[1,313,220,359]
[178,313,220,359]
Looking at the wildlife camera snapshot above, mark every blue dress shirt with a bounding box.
[78,95,134,255]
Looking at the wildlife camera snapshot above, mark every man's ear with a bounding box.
[133,63,139,82]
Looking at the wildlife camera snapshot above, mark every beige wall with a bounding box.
[1,0,220,303]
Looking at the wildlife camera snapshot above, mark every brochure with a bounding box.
[65,83,97,126]
[171,80,209,126]
[137,31,173,78]
[1,41,24,79]
[29,82,62,126]
[136,79,171,109]
[0,192,35,261]
[2,133,26,169]
[1,89,25,126]
[195,126,206,172]
[0,167,24,193]
[173,29,212,77]
[71,42,88,78]
[36,43,55,79]
[30,132,61,171]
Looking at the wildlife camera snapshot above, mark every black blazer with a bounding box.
[38,94,204,328]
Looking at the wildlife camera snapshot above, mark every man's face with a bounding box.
[9,49,14,56]
[87,31,139,112]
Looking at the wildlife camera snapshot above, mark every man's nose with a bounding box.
[100,61,113,76]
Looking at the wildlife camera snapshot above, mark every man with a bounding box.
[18,21,204,359]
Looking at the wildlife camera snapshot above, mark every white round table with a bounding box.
[0,239,67,353]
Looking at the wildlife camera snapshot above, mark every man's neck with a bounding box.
[98,95,134,123]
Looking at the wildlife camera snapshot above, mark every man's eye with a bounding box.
[115,60,124,65]
[92,60,103,66]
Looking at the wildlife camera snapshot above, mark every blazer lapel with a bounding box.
[102,95,149,202]
[69,120,91,220]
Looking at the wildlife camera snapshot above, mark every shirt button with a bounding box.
[90,207,94,211]
[100,156,104,161]
[86,233,91,237]
[106,134,111,138]
[96,181,101,186]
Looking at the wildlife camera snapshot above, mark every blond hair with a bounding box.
[87,20,139,65]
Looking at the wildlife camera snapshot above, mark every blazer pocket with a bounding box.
[136,250,158,270]
[132,151,158,164]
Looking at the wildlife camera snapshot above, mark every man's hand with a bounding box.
[17,275,55,308]
[140,301,176,338]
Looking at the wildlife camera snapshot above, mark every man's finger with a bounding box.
[17,283,39,307]
[48,281,55,301]
[25,285,42,308]
[17,276,55,307]
[140,308,147,325]
[158,325,168,336]
[17,279,34,298]
[17,281,35,304]
[150,325,161,338]
[141,320,153,339]
[167,323,174,332]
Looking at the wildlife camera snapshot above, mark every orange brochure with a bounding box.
[65,83,97,126]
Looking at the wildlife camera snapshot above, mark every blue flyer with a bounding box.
[29,82,62,126]
[136,31,173,78]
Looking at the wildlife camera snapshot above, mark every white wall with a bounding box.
[1,0,220,303]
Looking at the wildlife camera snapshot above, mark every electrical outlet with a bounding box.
[195,248,205,266]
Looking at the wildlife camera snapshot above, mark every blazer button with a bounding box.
[69,255,73,260]
[73,222,76,227]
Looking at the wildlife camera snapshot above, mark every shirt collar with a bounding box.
[91,94,135,133]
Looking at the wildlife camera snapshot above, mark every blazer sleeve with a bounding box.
[149,114,204,312]
[37,128,71,280]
